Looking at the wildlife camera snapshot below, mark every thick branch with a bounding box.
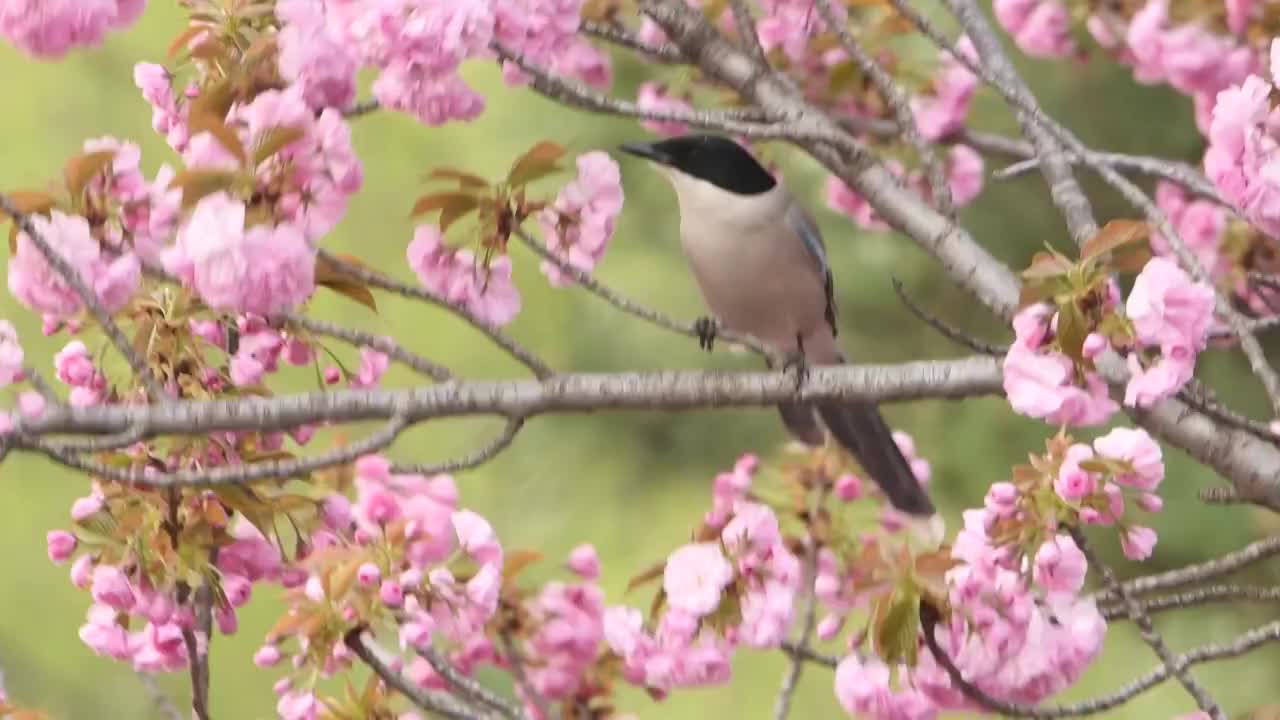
[343,630,486,720]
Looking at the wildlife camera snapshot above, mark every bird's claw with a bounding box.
[781,351,809,392]
[694,316,719,352]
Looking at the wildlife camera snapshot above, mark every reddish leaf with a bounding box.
[167,24,207,58]
[626,560,666,593]
[507,141,568,187]
[314,253,378,312]
[1021,250,1074,280]
[1017,280,1057,309]
[425,167,491,189]
[1112,244,1154,275]
[63,150,118,200]
[189,112,247,165]
[440,196,480,232]
[253,125,307,166]
[189,78,237,123]
[410,191,480,218]
[1081,219,1150,261]
[1,189,57,252]
[168,169,239,209]
[502,549,544,581]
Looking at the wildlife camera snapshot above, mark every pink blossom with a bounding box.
[946,144,985,206]
[1151,182,1229,281]
[79,604,131,660]
[380,580,404,607]
[912,38,979,142]
[46,530,77,563]
[54,340,95,386]
[276,1,358,111]
[70,494,104,521]
[0,0,146,59]
[253,644,282,668]
[1012,304,1054,350]
[0,321,22,387]
[1033,534,1087,595]
[70,554,95,588]
[1093,427,1164,491]
[351,348,390,388]
[465,563,502,614]
[1002,346,1118,426]
[1125,0,1255,97]
[9,210,140,319]
[1127,257,1216,351]
[1120,525,1158,560]
[452,510,503,567]
[567,544,601,579]
[320,494,353,530]
[91,564,135,611]
[406,225,522,325]
[1055,444,1098,501]
[18,391,45,419]
[835,473,863,501]
[1124,349,1195,408]
[277,690,320,720]
[835,654,937,719]
[539,151,625,286]
[636,82,691,136]
[994,0,1074,58]
[663,543,735,617]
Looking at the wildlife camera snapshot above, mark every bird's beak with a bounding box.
[618,141,670,166]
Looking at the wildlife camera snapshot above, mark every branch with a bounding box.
[1095,535,1280,602]
[14,356,1004,438]
[1100,584,1280,620]
[891,278,1006,356]
[0,195,166,400]
[773,541,819,720]
[919,602,1046,717]
[390,416,525,475]
[727,0,768,67]
[285,314,453,382]
[1072,529,1223,718]
[499,631,548,720]
[183,584,212,720]
[316,249,554,379]
[135,670,184,720]
[421,647,524,720]
[579,19,684,62]
[343,629,487,720]
[512,227,773,357]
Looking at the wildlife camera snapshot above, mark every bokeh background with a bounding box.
[1,3,1278,718]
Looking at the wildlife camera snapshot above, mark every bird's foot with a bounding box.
[694,316,720,352]
[781,350,809,392]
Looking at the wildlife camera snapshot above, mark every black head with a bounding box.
[619,134,777,196]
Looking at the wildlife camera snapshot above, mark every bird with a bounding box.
[618,133,935,517]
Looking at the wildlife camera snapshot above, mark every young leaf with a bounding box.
[626,560,666,593]
[0,189,56,223]
[502,549,544,581]
[168,169,239,209]
[63,150,118,200]
[167,24,207,58]
[253,125,307,166]
[410,191,479,218]
[189,77,237,122]
[1018,279,1058,309]
[1081,219,1150,261]
[871,591,921,666]
[440,196,481,231]
[1111,243,1154,275]
[1021,250,1074,280]
[314,253,378,312]
[425,167,491,189]
[507,141,567,187]
[1057,301,1088,364]
[189,112,248,165]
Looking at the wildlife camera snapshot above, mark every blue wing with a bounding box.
[785,203,838,336]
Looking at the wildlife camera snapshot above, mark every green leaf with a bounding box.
[252,126,307,166]
[64,150,118,200]
[507,141,567,187]
[871,591,921,666]
[1081,219,1150,261]
[189,112,247,165]
[168,169,239,209]
[1057,301,1088,365]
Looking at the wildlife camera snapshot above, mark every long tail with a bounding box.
[815,400,935,516]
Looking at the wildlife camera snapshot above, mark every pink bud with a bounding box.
[816,613,845,641]
[304,575,325,603]
[18,391,45,418]
[400,568,423,588]
[71,494,104,521]
[834,474,863,501]
[254,644,282,667]
[46,530,77,563]
[1136,492,1164,513]
[215,606,238,635]
[70,554,95,588]
[357,562,381,587]
[91,565,135,611]
[566,544,600,580]
[984,482,1019,516]
[320,494,353,530]
[1082,332,1108,359]
[323,366,341,384]
[223,574,252,608]
[380,580,404,607]
[355,454,392,481]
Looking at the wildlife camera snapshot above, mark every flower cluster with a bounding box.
[407,225,522,327]
[8,210,141,323]
[0,0,145,59]
[1123,257,1216,407]
[1206,41,1280,240]
[1002,301,1119,427]
[538,152,625,286]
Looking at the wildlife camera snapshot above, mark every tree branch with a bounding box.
[421,647,524,720]
[1100,584,1280,620]
[390,416,525,476]
[285,314,453,382]
[343,629,487,720]
[1095,535,1280,602]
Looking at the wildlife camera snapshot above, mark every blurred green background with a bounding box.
[1,4,1279,719]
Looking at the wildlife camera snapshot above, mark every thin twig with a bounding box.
[183,584,213,720]
[815,0,953,215]
[1072,529,1223,718]
[421,647,524,720]
[343,629,486,720]
[513,228,773,357]
[919,602,1046,717]
[316,249,554,379]
[780,642,837,668]
[31,414,410,488]
[343,99,379,118]
[891,278,1006,355]
[1100,584,1280,620]
[44,421,149,453]
[0,195,166,400]
[285,314,453,381]
[1095,535,1280,602]
[135,670,184,720]
[389,416,524,475]
[773,541,819,719]
[579,19,684,62]
[499,631,549,720]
